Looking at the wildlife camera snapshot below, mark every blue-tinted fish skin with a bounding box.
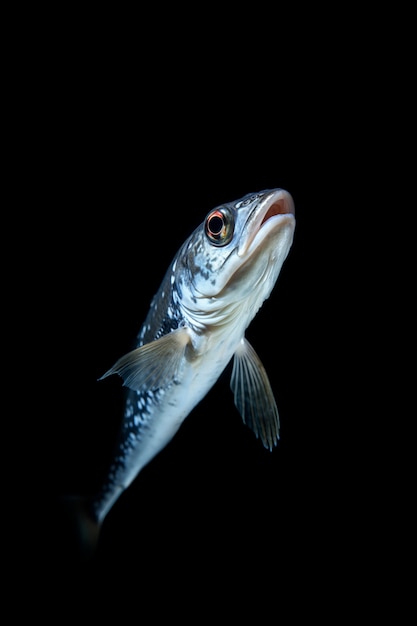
[92,270,185,523]
[89,188,295,534]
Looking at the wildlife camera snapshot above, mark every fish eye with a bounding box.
[204,208,234,246]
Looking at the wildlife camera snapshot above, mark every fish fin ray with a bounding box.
[230,337,280,451]
[98,327,191,391]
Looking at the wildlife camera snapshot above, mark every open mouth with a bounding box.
[238,189,295,257]
[260,193,295,226]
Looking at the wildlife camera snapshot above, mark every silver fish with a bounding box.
[77,188,295,553]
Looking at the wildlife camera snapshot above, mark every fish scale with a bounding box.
[92,278,184,523]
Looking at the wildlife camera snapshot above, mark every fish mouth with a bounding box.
[238,189,295,257]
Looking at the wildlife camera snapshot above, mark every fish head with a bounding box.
[176,188,295,325]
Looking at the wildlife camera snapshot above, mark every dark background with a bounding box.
[13,15,413,616]
[29,127,381,573]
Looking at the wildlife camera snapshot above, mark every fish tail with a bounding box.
[60,495,101,562]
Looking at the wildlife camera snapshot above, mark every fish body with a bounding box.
[88,188,295,540]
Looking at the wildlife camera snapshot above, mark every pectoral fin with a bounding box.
[98,327,191,391]
[231,337,280,451]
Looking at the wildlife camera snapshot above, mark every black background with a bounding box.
[13,14,413,617]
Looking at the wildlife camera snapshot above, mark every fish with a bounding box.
[73,188,295,557]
